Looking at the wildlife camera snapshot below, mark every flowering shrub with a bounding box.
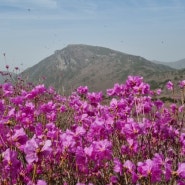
[0,75,185,185]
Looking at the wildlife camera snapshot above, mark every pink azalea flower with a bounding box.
[156,89,162,95]
[179,80,185,88]
[37,180,47,185]
[177,163,185,178]
[121,119,140,137]
[11,128,28,150]
[124,160,138,183]
[87,91,102,105]
[0,99,5,113]
[126,76,143,88]
[166,81,174,90]
[77,86,88,95]
[24,137,52,164]
[75,126,86,136]
[11,96,24,105]
[27,180,47,185]
[24,137,39,164]
[91,139,112,160]
[110,175,118,183]
[2,83,14,96]
[137,159,162,183]
[84,145,93,157]
[2,148,21,178]
[124,160,135,173]
[153,153,172,181]
[113,158,122,174]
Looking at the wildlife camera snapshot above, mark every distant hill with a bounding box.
[152,58,185,69]
[21,44,176,94]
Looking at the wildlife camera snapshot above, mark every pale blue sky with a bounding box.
[0,0,185,71]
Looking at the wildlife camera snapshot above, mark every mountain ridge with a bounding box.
[21,44,179,94]
[152,58,185,69]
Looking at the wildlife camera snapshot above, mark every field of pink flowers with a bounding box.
[0,73,185,185]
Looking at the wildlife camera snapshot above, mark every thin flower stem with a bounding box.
[32,163,37,182]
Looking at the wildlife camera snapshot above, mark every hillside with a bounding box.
[152,58,185,69]
[21,44,175,94]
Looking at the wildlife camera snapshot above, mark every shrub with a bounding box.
[0,74,185,185]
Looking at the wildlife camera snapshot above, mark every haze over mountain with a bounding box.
[152,59,185,69]
[21,44,178,95]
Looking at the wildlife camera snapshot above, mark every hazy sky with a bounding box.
[0,0,185,71]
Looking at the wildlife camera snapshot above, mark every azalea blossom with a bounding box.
[24,137,52,164]
[2,148,21,179]
[177,163,185,178]
[166,81,174,90]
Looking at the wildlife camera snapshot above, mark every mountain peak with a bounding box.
[22,44,174,94]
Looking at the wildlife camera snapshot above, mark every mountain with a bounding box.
[21,44,175,94]
[152,58,185,69]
